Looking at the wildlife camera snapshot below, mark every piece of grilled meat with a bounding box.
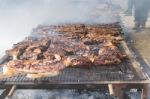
[94,44,126,65]
[63,55,93,68]
[20,38,51,60]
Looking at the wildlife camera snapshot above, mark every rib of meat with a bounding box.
[6,40,33,60]
[50,23,122,39]
[25,38,51,52]
[63,56,93,68]
[20,38,51,60]
[86,33,123,42]
[94,44,126,65]
[46,36,89,57]
[4,60,66,74]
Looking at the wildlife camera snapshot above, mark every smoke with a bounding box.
[0,0,121,57]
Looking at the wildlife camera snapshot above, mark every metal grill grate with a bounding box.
[0,23,149,86]
[0,59,146,85]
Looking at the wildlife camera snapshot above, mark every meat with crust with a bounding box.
[94,44,126,65]
[3,60,66,78]
[20,38,51,60]
[63,56,93,68]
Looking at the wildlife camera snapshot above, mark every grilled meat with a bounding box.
[51,24,122,38]
[6,41,33,60]
[4,60,66,75]
[4,23,126,77]
[94,44,126,65]
[20,38,51,60]
[63,56,93,68]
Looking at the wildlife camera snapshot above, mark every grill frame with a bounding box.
[0,23,150,87]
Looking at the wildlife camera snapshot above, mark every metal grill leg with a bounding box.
[0,85,16,99]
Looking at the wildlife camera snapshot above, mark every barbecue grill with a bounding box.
[0,23,149,99]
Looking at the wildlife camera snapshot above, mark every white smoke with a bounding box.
[0,0,122,56]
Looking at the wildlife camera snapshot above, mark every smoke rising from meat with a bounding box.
[0,0,126,57]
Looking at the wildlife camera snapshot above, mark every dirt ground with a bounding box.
[130,29,150,63]
[121,14,150,65]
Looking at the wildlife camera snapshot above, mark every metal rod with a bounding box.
[6,85,17,98]
[121,41,147,80]
[0,86,12,99]
[108,84,114,95]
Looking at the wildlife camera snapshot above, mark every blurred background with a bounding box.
[0,0,150,99]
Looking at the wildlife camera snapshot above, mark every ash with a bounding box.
[12,89,112,99]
